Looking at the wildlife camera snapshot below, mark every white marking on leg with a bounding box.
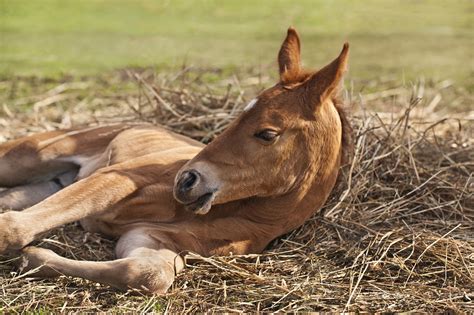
[243,98,258,112]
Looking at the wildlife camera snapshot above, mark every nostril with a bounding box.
[179,170,200,192]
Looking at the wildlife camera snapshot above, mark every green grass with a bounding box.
[1,0,473,87]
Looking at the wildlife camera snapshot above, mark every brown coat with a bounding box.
[0,28,351,294]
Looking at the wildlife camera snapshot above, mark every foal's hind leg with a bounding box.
[0,124,132,209]
[19,228,184,294]
[0,169,77,210]
[0,124,132,187]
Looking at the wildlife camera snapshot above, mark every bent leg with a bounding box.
[0,124,130,187]
[0,169,139,252]
[0,169,78,210]
[19,228,184,294]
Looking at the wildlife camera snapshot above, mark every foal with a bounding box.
[0,28,351,293]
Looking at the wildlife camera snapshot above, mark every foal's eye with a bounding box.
[254,129,279,143]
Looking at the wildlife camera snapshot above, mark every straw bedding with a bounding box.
[0,69,472,312]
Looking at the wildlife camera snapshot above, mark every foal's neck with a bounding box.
[244,149,341,233]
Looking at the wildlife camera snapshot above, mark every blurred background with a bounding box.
[1,0,472,89]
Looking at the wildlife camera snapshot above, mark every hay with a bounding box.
[0,69,473,312]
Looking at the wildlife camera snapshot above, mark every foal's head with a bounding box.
[174,28,350,214]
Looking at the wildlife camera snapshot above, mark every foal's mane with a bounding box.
[333,96,353,167]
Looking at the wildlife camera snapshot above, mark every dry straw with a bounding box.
[0,69,472,312]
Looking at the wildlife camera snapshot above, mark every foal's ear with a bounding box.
[278,27,301,82]
[306,43,349,105]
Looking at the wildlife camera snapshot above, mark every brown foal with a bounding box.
[0,28,351,294]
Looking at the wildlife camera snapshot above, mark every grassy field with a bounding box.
[1,0,473,88]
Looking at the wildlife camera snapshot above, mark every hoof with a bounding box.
[18,246,62,278]
[0,212,27,254]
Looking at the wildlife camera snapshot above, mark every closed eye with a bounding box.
[254,129,280,143]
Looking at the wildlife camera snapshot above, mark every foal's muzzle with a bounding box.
[174,169,216,215]
[177,170,200,193]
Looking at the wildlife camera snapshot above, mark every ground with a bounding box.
[0,69,472,312]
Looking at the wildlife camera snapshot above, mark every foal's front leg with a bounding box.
[0,169,138,253]
[19,228,184,294]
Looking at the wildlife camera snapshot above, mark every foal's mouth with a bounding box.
[184,191,216,215]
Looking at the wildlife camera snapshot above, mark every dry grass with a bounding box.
[0,69,473,313]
